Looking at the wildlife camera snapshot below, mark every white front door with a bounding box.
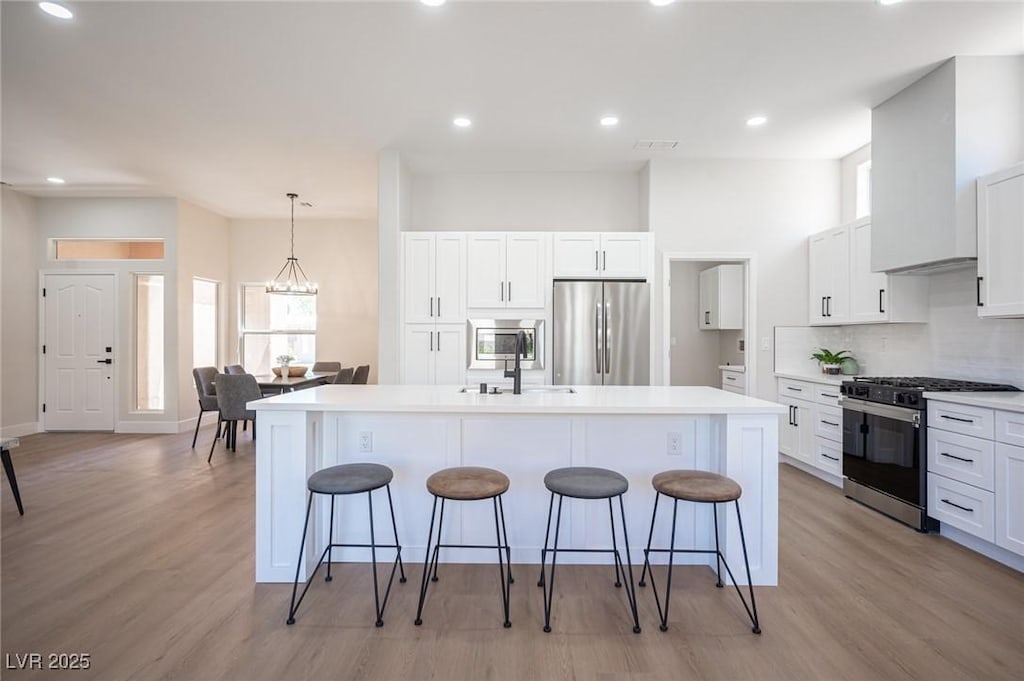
[44,274,116,430]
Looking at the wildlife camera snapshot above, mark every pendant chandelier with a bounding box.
[267,192,318,295]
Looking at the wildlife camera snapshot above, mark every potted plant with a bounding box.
[275,354,295,376]
[810,348,853,375]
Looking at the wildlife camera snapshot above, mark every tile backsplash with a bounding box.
[776,268,1024,388]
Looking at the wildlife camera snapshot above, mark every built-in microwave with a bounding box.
[467,319,544,370]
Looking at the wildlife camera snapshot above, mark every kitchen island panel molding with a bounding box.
[252,386,782,585]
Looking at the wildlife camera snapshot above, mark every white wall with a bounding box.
[409,171,642,230]
[176,200,231,424]
[377,150,406,384]
[229,217,379,383]
[669,261,728,387]
[775,269,1024,387]
[649,158,841,398]
[1,188,40,437]
[35,197,181,431]
[839,143,870,224]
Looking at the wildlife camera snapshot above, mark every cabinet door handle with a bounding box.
[429,297,434,317]
[791,405,796,426]
[793,406,799,427]
[826,296,832,317]
[602,250,607,271]
[821,420,839,427]
[437,297,441,317]
[821,392,838,399]
[595,250,599,272]
[704,311,710,325]
[429,331,433,352]
[726,375,736,382]
[822,453,839,462]
[879,289,885,314]
[941,498,974,513]
[940,451,974,464]
[500,281,504,302]
[977,276,983,307]
[940,414,974,424]
[821,297,826,318]
[507,281,511,302]
[786,386,803,393]
[436,331,440,352]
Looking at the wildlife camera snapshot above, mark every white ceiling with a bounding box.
[2,1,1022,219]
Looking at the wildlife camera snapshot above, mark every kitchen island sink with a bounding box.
[457,385,577,394]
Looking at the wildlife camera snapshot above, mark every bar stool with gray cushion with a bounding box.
[191,366,222,448]
[538,466,641,634]
[352,364,370,385]
[287,463,406,627]
[638,470,760,634]
[414,466,513,628]
[209,373,262,463]
[332,367,355,384]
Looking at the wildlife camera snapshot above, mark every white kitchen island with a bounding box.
[250,385,785,586]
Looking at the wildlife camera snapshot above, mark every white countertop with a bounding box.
[922,391,1024,414]
[774,371,848,386]
[719,365,746,373]
[249,384,786,415]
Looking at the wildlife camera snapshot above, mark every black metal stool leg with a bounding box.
[492,497,512,628]
[286,492,315,624]
[616,495,642,634]
[1,447,24,516]
[713,503,724,588]
[368,489,384,627]
[325,495,335,582]
[639,492,661,587]
[608,497,624,588]
[431,498,446,582]
[498,494,513,584]
[537,491,555,588]
[414,496,439,626]
[736,499,761,634]
[652,498,679,631]
[386,485,407,583]
[541,494,564,633]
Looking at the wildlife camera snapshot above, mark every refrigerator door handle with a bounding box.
[595,303,603,374]
[604,301,611,373]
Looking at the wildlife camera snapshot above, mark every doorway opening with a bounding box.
[662,252,756,395]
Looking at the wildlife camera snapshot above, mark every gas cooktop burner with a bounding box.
[851,377,1021,392]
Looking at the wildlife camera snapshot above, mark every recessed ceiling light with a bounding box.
[38,2,73,20]
[877,0,903,5]
[46,176,66,184]
[650,0,676,6]
[420,0,446,6]
[453,117,472,128]
[746,116,768,128]
[600,116,620,127]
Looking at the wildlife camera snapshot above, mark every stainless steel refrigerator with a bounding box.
[552,280,650,386]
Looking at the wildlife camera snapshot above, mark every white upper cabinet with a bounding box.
[808,225,850,325]
[403,233,466,324]
[698,264,743,330]
[977,163,1024,318]
[847,218,929,324]
[552,232,649,279]
[466,233,547,309]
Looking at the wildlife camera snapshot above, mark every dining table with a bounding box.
[253,371,336,394]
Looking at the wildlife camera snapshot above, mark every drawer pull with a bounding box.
[939,452,974,464]
[726,376,736,381]
[822,453,839,462]
[821,393,838,399]
[940,415,975,424]
[821,420,839,427]
[940,498,974,513]
[786,386,803,392]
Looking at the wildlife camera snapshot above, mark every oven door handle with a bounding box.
[840,396,920,426]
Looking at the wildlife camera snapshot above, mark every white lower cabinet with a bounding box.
[928,399,1024,560]
[777,376,843,480]
[402,324,465,385]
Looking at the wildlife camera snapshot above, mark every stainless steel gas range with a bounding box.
[839,377,1020,531]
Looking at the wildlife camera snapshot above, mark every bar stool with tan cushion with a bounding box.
[413,466,513,628]
[638,469,761,634]
[537,466,642,634]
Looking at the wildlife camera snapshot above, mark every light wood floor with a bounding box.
[2,428,1022,681]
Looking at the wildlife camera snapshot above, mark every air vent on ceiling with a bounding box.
[634,139,679,150]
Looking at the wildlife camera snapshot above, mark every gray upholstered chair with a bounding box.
[210,373,263,463]
[352,365,370,385]
[312,361,342,373]
[224,364,246,375]
[191,367,221,449]
[333,367,355,384]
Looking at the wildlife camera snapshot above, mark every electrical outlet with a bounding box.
[738,338,745,352]
[760,336,770,351]
[358,432,373,453]
[667,432,682,456]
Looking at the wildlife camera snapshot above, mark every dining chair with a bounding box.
[210,373,263,463]
[191,367,222,448]
[312,361,342,373]
[224,364,246,375]
[333,367,355,384]
[353,365,370,385]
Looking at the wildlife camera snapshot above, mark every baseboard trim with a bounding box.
[780,454,842,488]
[1,422,41,439]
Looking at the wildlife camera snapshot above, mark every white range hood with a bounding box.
[871,56,1023,275]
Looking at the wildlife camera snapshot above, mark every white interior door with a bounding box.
[44,274,116,430]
